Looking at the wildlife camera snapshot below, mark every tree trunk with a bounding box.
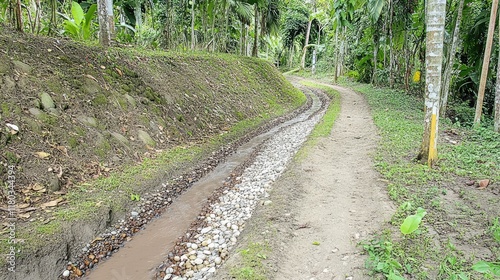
[48,0,57,35]
[97,0,114,47]
[418,0,446,166]
[388,0,394,88]
[474,0,498,125]
[163,0,173,49]
[371,34,379,84]
[134,0,142,29]
[252,5,258,57]
[312,48,317,74]
[440,0,465,118]
[495,10,500,133]
[15,0,22,31]
[223,1,230,52]
[240,23,246,55]
[191,0,196,50]
[301,19,312,69]
[334,27,339,82]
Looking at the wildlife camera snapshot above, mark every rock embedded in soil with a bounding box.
[137,130,156,147]
[13,60,32,74]
[111,132,130,147]
[40,92,56,110]
[29,107,43,118]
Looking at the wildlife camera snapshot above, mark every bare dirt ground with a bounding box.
[217,79,395,280]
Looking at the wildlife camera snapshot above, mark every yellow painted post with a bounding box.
[428,113,438,166]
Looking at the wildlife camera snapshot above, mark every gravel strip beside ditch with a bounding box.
[155,86,328,280]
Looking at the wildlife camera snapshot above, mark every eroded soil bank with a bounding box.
[0,28,305,280]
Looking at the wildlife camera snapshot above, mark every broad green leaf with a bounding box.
[71,2,84,26]
[387,271,406,280]
[472,261,491,273]
[82,4,97,40]
[369,0,385,22]
[63,21,80,39]
[400,207,427,235]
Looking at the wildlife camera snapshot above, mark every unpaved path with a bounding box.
[275,80,394,279]
[217,78,394,280]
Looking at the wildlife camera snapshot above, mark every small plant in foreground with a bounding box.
[362,236,405,279]
[130,193,140,201]
[489,217,500,243]
[400,207,427,235]
[472,261,500,277]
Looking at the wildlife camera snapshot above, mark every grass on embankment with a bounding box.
[344,82,500,279]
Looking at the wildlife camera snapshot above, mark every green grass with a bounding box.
[295,81,341,159]
[230,242,269,280]
[341,81,500,279]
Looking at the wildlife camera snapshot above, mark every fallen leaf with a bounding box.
[34,151,50,159]
[32,184,45,191]
[40,198,63,208]
[18,213,30,219]
[478,179,490,190]
[56,146,69,157]
[115,68,123,76]
[17,203,30,209]
[84,74,98,82]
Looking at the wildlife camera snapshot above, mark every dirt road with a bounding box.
[217,79,394,280]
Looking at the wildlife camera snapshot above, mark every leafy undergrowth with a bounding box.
[0,28,306,269]
[347,82,500,279]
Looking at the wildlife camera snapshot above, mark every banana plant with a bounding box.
[61,2,97,40]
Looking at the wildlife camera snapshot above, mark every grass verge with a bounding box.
[344,82,500,279]
[295,81,341,159]
[230,242,270,280]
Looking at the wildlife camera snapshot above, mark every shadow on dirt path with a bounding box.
[217,77,394,280]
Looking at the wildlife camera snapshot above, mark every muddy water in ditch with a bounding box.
[85,89,321,280]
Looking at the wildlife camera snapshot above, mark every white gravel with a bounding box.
[161,91,326,280]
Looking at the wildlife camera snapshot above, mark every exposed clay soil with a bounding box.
[217,79,394,279]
